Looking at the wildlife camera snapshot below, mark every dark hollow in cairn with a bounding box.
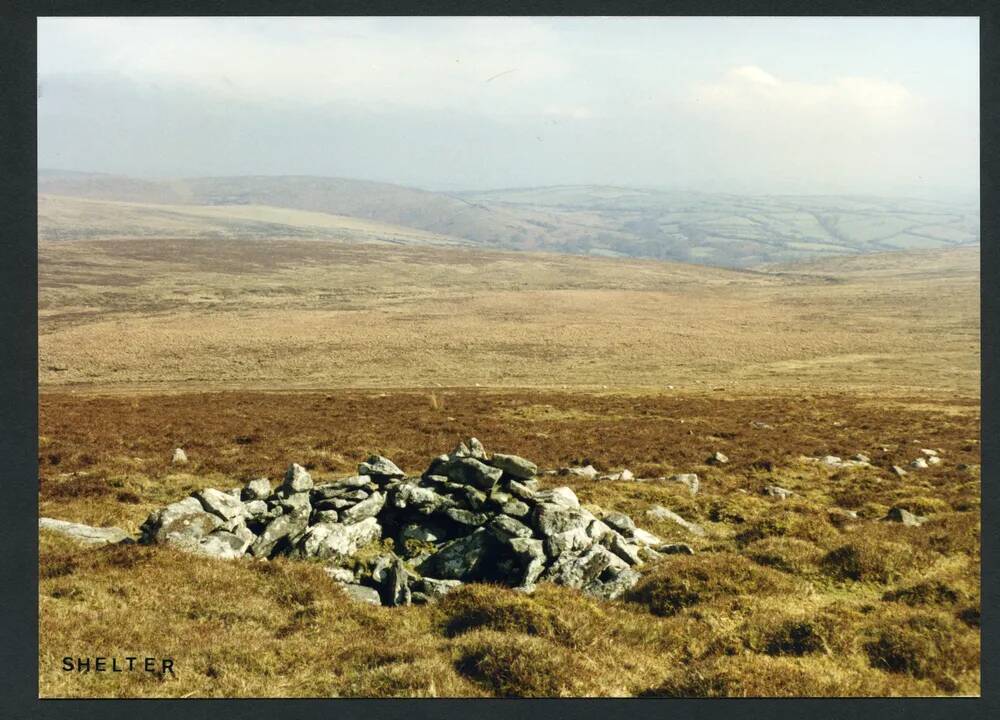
[139,438,663,606]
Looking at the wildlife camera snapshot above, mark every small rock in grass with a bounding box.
[339,584,382,605]
[884,506,927,527]
[706,451,729,465]
[668,473,700,495]
[659,543,695,555]
[762,485,794,500]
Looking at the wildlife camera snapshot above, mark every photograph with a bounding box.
[35,15,981,698]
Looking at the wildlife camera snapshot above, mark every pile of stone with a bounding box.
[138,439,665,606]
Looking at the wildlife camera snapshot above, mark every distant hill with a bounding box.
[37,194,470,247]
[39,171,979,268]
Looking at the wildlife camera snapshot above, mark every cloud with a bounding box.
[542,104,594,120]
[37,20,977,195]
[38,17,575,118]
[692,65,918,123]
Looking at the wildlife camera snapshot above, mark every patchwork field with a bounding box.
[38,173,980,267]
[38,235,980,697]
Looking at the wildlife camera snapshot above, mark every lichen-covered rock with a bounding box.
[312,479,373,503]
[630,527,664,547]
[531,503,591,537]
[443,457,503,491]
[505,479,537,501]
[296,517,382,561]
[499,498,531,518]
[242,477,272,501]
[668,473,700,495]
[763,485,795,500]
[659,543,695,555]
[602,512,636,537]
[533,486,580,508]
[645,505,706,537]
[249,508,310,558]
[444,507,492,526]
[193,529,252,559]
[382,558,412,607]
[281,463,313,493]
[312,509,340,524]
[544,527,593,558]
[490,453,538,479]
[324,565,359,583]
[279,492,312,514]
[339,583,382,605]
[340,491,386,524]
[487,514,534,541]
[541,545,617,588]
[885,506,927,527]
[140,497,222,547]
[418,528,496,581]
[559,465,598,480]
[359,455,406,479]
[606,533,643,566]
[584,565,641,600]
[243,499,268,518]
[391,482,455,513]
[195,487,246,521]
[417,577,463,600]
[39,518,131,546]
[508,537,546,588]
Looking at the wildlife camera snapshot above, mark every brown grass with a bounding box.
[38,239,979,393]
[36,234,979,697]
[38,388,980,697]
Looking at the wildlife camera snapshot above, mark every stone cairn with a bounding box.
[139,438,663,606]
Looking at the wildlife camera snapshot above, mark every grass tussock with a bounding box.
[820,536,923,584]
[745,537,825,575]
[437,584,573,643]
[625,554,805,617]
[453,631,593,697]
[862,608,980,692]
[644,654,940,697]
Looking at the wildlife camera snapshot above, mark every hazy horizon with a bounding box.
[38,17,979,199]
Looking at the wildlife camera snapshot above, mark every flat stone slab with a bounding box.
[39,517,132,545]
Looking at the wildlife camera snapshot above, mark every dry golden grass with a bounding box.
[39,238,979,393]
[39,389,980,697]
[37,233,979,697]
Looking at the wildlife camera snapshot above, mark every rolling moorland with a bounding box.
[39,170,979,267]
[38,179,980,697]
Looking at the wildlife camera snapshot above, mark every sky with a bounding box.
[37,17,979,197]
